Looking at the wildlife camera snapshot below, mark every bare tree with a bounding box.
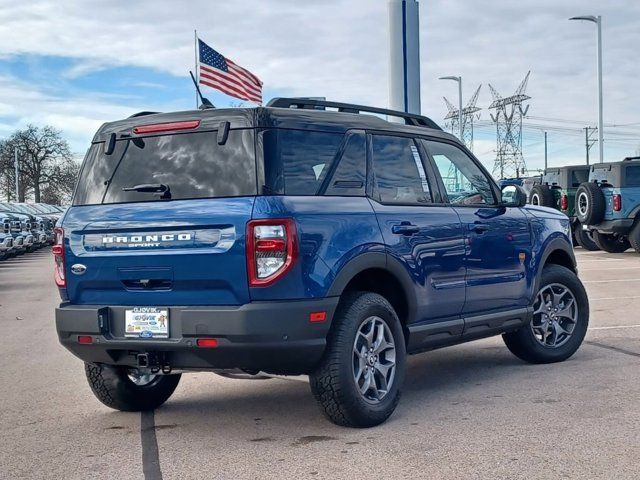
[0,125,76,203]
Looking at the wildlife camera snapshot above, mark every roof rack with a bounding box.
[623,156,640,162]
[267,97,441,130]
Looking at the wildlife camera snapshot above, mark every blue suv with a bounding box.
[54,98,589,427]
[575,157,640,253]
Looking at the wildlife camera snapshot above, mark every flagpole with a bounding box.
[194,29,199,108]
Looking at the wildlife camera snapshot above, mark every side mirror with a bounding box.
[501,184,527,207]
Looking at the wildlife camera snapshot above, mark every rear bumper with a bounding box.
[56,297,339,374]
[587,218,634,235]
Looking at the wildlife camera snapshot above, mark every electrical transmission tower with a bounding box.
[488,72,531,179]
[442,85,482,152]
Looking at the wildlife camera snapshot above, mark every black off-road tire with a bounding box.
[628,222,640,254]
[592,231,630,253]
[309,292,406,428]
[573,224,600,251]
[503,265,589,364]
[575,182,605,224]
[85,363,181,411]
[529,185,556,208]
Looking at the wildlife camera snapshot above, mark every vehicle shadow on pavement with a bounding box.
[148,342,600,433]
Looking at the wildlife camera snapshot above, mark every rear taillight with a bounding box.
[613,194,622,212]
[246,219,297,287]
[560,194,568,211]
[52,227,66,288]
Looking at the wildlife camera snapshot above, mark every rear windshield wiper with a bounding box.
[122,183,171,199]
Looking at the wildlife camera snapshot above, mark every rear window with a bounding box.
[262,129,343,195]
[73,129,256,205]
[570,169,589,187]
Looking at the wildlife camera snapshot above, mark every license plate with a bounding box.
[125,307,169,339]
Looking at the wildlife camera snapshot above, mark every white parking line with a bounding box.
[589,295,640,301]
[582,278,640,284]
[589,325,640,331]
[580,266,640,271]
[577,258,627,262]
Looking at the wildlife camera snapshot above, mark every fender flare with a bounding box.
[326,251,418,325]
[534,237,577,293]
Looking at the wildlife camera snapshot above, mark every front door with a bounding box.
[422,139,532,316]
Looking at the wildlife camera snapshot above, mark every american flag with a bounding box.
[198,39,263,104]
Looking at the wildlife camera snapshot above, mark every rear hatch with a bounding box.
[63,121,257,306]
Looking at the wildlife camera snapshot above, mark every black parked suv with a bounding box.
[55,98,588,427]
[528,165,599,250]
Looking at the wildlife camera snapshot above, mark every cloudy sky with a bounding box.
[0,0,639,174]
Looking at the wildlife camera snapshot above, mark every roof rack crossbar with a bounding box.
[267,97,441,130]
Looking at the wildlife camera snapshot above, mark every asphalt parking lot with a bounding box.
[1,249,639,480]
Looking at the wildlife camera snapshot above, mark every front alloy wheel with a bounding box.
[503,264,589,364]
[531,283,578,348]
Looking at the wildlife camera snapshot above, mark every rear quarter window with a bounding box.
[625,165,640,187]
[73,129,257,205]
[262,129,344,195]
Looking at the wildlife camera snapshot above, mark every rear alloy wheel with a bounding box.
[85,363,181,411]
[503,265,589,364]
[573,224,600,251]
[309,292,406,427]
[529,185,556,208]
[575,182,605,225]
[592,231,630,253]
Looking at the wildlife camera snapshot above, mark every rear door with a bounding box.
[64,127,257,306]
[368,134,466,327]
[422,139,531,316]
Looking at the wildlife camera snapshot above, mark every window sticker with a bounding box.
[410,145,430,193]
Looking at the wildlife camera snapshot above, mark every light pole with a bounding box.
[570,15,603,163]
[14,146,19,201]
[439,76,462,140]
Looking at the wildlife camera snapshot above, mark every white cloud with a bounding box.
[0,0,638,167]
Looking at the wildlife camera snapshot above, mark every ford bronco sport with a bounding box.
[54,98,589,427]
[529,165,599,250]
[575,157,640,253]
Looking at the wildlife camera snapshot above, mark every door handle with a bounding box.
[469,222,490,234]
[392,223,420,236]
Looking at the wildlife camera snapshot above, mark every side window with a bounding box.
[371,135,432,205]
[423,140,495,205]
[325,132,366,196]
[625,166,640,187]
[263,129,343,195]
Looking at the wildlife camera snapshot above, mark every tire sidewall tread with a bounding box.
[503,265,589,364]
[309,292,406,428]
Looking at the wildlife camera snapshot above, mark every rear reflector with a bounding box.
[78,335,93,344]
[133,120,200,135]
[196,338,219,348]
[560,194,568,211]
[613,194,622,212]
[309,311,327,323]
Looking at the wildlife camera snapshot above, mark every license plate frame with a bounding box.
[125,307,169,339]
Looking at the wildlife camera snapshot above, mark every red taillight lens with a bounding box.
[196,338,219,348]
[613,194,622,212]
[133,120,200,135]
[53,227,66,288]
[246,219,297,287]
[560,194,568,211]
